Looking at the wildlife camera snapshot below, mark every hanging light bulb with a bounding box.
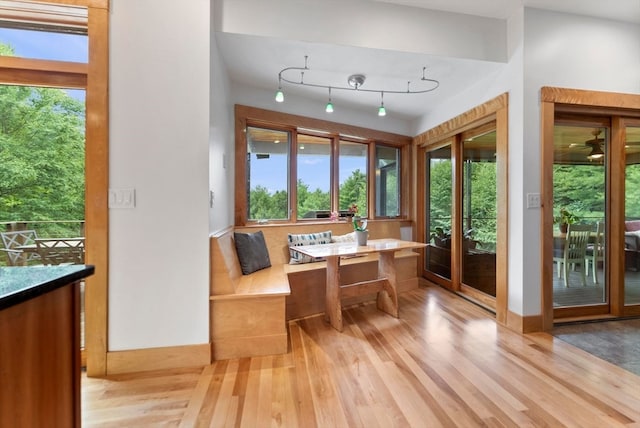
[275,76,284,102]
[325,87,334,113]
[378,92,386,117]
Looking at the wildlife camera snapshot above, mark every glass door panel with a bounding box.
[462,132,497,296]
[624,125,640,306]
[425,145,452,280]
[552,125,607,307]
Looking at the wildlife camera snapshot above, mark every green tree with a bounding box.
[0,43,85,237]
[249,185,288,220]
[297,180,330,218]
[339,169,367,214]
[428,159,453,233]
[466,162,497,249]
[553,164,605,221]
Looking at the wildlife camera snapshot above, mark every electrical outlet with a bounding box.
[526,193,541,209]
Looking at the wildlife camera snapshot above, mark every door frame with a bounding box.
[0,0,109,376]
[541,87,640,329]
[415,93,509,324]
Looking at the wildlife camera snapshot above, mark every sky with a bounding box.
[0,27,87,101]
[250,152,366,194]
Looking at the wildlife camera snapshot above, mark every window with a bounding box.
[235,105,410,225]
[375,145,400,217]
[297,134,331,219]
[0,27,87,63]
[246,126,290,221]
[339,140,367,214]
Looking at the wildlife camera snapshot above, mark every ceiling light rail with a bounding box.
[275,55,439,116]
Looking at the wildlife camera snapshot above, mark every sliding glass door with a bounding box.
[552,124,608,310]
[624,122,640,309]
[462,131,497,297]
[549,114,640,319]
[425,144,453,281]
[423,122,501,307]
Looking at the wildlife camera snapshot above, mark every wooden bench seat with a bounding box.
[210,227,290,360]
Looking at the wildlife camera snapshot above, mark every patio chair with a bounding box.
[585,221,605,284]
[0,230,41,266]
[553,223,593,287]
[36,238,85,265]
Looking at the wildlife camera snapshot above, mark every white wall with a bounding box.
[209,32,234,232]
[109,0,211,350]
[219,0,506,63]
[518,8,640,315]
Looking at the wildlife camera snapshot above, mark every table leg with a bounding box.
[325,255,343,331]
[377,251,399,318]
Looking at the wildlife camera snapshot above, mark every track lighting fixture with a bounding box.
[275,55,439,116]
[325,87,334,113]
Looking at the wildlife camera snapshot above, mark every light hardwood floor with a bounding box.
[82,283,640,427]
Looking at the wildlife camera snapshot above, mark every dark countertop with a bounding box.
[0,265,95,310]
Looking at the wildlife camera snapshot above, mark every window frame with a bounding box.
[234,105,412,226]
[0,0,109,377]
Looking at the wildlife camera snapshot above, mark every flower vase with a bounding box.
[356,230,368,246]
[560,223,568,234]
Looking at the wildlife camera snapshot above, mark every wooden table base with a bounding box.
[325,251,399,331]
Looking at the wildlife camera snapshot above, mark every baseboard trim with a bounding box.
[505,311,544,333]
[106,343,211,375]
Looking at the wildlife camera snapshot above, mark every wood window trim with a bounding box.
[541,87,640,329]
[0,0,109,376]
[234,104,412,227]
[414,93,508,325]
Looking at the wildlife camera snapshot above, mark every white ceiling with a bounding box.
[216,0,640,123]
[373,0,640,23]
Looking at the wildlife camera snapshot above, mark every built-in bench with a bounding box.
[210,220,420,360]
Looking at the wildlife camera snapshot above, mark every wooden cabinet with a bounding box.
[0,266,93,428]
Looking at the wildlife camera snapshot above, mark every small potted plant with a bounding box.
[554,208,578,233]
[352,214,368,246]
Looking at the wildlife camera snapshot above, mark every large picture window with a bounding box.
[235,105,411,225]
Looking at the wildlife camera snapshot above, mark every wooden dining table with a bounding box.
[292,238,426,331]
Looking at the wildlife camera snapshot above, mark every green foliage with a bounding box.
[626,164,640,217]
[465,162,497,249]
[297,179,330,218]
[428,159,497,250]
[553,164,605,221]
[428,159,453,233]
[0,44,85,238]
[339,169,367,214]
[248,169,369,221]
[249,185,288,220]
[553,207,579,225]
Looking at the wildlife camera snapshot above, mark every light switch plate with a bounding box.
[109,188,136,209]
[526,193,541,209]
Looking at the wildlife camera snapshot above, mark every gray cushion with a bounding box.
[234,231,271,275]
[288,231,332,264]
